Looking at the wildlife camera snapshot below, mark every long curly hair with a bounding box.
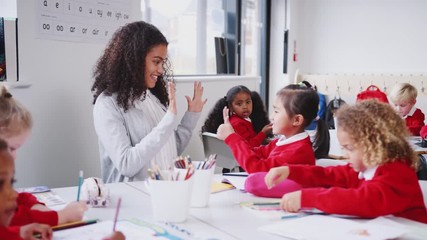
[91,21,172,112]
[250,91,271,134]
[336,99,418,169]
[201,85,269,134]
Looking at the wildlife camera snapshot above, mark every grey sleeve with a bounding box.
[175,111,201,155]
[94,97,177,178]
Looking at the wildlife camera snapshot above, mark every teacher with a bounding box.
[91,21,206,183]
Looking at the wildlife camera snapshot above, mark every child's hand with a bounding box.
[264,166,290,189]
[102,231,125,240]
[20,223,52,240]
[186,81,207,113]
[167,81,177,115]
[261,123,273,135]
[57,201,88,224]
[216,107,235,140]
[280,191,302,212]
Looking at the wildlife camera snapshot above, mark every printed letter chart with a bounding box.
[36,0,134,43]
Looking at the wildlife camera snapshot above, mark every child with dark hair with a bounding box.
[217,84,330,173]
[0,138,52,240]
[300,81,326,130]
[265,100,427,223]
[202,85,272,147]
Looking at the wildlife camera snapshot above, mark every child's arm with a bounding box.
[57,201,88,225]
[264,166,290,189]
[280,191,302,212]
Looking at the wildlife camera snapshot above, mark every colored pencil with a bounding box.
[113,197,122,232]
[52,219,98,231]
[76,170,83,201]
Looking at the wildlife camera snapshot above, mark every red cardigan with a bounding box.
[7,192,58,235]
[405,108,425,136]
[0,226,23,240]
[287,161,427,223]
[225,133,315,173]
[420,125,427,139]
[229,115,266,147]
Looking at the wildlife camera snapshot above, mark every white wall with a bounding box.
[269,0,427,116]
[10,0,141,188]
[295,0,427,74]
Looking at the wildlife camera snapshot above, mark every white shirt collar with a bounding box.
[358,166,378,180]
[404,105,417,118]
[276,131,309,146]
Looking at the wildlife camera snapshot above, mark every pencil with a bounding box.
[52,219,98,231]
[113,197,122,232]
[77,170,83,201]
[252,202,280,206]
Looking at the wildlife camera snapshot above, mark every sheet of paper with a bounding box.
[34,191,67,207]
[259,215,408,240]
[53,219,185,240]
[221,176,246,190]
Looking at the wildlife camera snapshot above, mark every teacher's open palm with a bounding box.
[186,81,207,112]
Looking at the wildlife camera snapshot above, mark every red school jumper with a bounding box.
[419,125,427,139]
[225,133,315,173]
[229,115,266,147]
[287,161,427,223]
[0,226,24,240]
[405,108,425,136]
[7,192,58,236]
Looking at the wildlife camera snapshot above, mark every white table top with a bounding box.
[51,175,427,240]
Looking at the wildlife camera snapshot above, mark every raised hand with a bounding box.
[168,81,177,114]
[186,81,207,113]
[264,166,290,189]
[216,107,235,140]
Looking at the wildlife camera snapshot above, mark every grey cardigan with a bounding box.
[93,92,201,183]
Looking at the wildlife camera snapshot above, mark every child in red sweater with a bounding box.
[0,138,125,240]
[389,82,425,136]
[265,100,427,223]
[0,139,53,239]
[0,86,87,231]
[217,84,330,173]
[202,85,272,147]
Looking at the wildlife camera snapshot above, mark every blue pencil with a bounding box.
[77,170,83,201]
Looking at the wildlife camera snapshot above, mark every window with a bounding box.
[141,0,267,78]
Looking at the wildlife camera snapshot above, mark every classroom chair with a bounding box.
[201,132,241,172]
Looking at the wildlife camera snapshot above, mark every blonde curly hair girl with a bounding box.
[336,99,418,170]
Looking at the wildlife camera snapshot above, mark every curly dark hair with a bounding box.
[91,21,173,112]
[201,85,270,134]
[250,91,271,134]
